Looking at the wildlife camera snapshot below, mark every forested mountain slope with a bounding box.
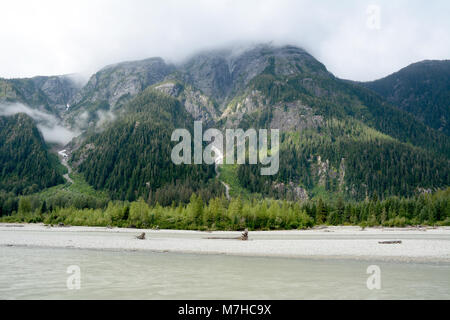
[70,90,223,204]
[211,50,450,200]
[362,60,450,135]
[65,44,450,202]
[1,44,449,203]
[0,113,64,195]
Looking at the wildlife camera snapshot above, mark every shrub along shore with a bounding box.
[1,188,449,230]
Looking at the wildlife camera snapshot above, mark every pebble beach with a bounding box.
[1,223,450,263]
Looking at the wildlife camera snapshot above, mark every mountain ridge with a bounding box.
[65,44,449,201]
[361,59,450,135]
[1,43,449,202]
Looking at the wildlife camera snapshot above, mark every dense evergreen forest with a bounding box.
[66,55,450,204]
[71,90,223,203]
[238,120,450,200]
[0,113,64,195]
[229,63,450,201]
[363,60,450,135]
[247,60,450,157]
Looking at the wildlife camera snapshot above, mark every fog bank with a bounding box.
[0,103,79,145]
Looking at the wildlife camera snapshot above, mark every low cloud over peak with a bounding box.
[0,103,79,145]
[0,0,448,81]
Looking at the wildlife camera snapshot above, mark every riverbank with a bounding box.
[1,223,449,263]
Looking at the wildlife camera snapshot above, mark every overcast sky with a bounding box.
[0,0,448,81]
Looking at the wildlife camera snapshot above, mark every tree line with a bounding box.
[2,188,449,230]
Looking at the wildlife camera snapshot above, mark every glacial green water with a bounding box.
[0,246,449,299]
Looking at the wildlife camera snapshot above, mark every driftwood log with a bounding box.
[136,232,146,240]
[206,228,249,241]
[378,240,402,244]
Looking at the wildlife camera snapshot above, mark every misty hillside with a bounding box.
[65,44,449,202]
[1,44,449,202]
[0,74,84,118]
[65,58,175,129]
[0,113,64,195]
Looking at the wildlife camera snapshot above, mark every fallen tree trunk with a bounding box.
[206,229,249,241]
[378,240,402,244]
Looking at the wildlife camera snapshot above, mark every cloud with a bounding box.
[0,103,79,145]
[96,110,116,129]
[37,125,79,145]
[0,0,449,81]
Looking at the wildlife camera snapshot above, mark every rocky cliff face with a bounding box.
[176,44,330,108]
[0,75,83,116]
[70,57,175,111]
[62,57,175,130]
[62,44,332,130]
[33,75,83,112]
[221,89,323,131]
[153,81,218,125]
[176,50,233,104]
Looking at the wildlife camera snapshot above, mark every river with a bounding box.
[1,245,449,299]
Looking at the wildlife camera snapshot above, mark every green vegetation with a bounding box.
[363,60,450,135]
[0,114,64,195]
[38,172,110,202]
[217,164,252,199]
[249,68,450,157]
[1,45,449,227]
[0,171,109,218]
[1,188,449,230]
[71,90,223,203]
[237,119,450,200]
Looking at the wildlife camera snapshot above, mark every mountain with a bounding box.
[70,89,223,203]
[0,113,64,195]
[65,45,329,129]
[204,46,449,200]
[64,44,449,202]
[362,60,450,135]
[65,58,175,129]
[1,44,449,203]
[174,45,329,108]
[0,74,83,117]
[218,49,449,155]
